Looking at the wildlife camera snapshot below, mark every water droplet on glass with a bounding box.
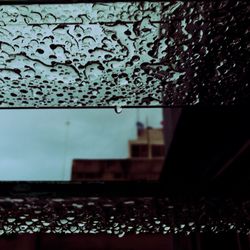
[114,106,122,114]
[7,218,16,223]
[118,78,128,86]
[20,225,28,230]
[70,226,77,232]
[60,219,68,225]
[155,220,161,225]
[118,231,125,238]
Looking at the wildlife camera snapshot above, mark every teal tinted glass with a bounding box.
[0,1,249,107]
[0,2,168,107]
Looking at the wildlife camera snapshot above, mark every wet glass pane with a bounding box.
[0,1,249,107]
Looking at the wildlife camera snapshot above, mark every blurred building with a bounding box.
[71,128,165,181]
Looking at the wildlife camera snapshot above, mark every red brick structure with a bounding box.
[71,128,165,181]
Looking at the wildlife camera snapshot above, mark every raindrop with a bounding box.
[123,200,135,205]
[60,219,68,225]
[114,106,123,114]
[20,225,28,230]
[7,218,16,223]
[118,231,125,238]
[118,78,129,86]
[36,48,44,54]
[70,226,77,232]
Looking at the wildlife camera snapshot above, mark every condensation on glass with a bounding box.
[0,1,249,107]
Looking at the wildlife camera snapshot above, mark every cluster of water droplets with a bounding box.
[0,197,249,236]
